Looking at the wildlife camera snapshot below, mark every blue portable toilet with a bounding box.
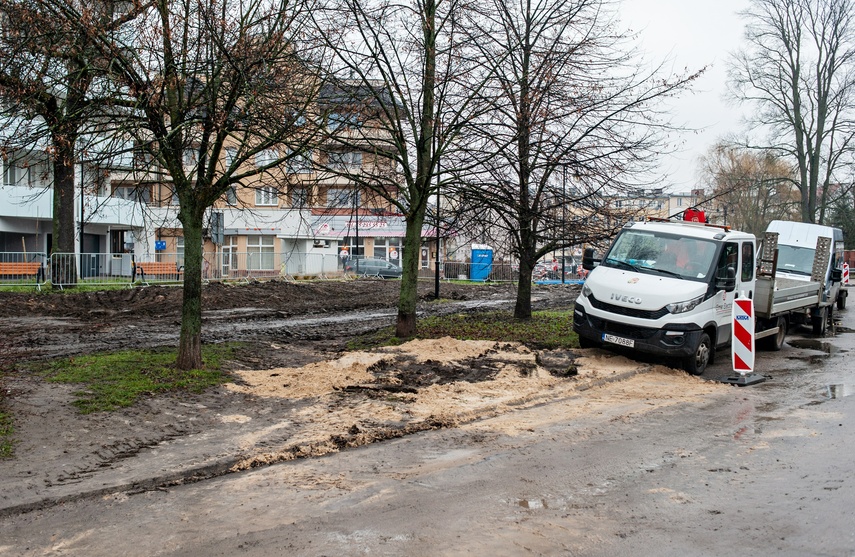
[470,244,493,281]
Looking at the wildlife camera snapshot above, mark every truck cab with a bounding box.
[573,220,757,375]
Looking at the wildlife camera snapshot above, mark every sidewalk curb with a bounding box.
[0,365,652,519]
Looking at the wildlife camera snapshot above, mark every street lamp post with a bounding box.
[561,165,566,284]
[353,187,360,274]
[434,162,441,300]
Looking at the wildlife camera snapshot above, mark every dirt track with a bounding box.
[0,280,557,363]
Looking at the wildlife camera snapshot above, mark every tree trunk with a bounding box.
[514,259,534,319]
[176,209,204,370]
[51,140,78,286]
[396,211,426,338]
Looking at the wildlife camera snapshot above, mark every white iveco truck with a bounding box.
[573,217,843,375]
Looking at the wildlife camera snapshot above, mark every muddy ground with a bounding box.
[0,280,577,364]
[6,279,677,512]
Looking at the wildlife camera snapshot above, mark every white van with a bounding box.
[766,220,847,311]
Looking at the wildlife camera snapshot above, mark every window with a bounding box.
[247,236,275,270]
[110,230,127,254]
[165,185,180,205]
[329,151,362,170]
[287,150,313,174]
[291,187,309,208]
[343,238,364,258]
[328,113,359,130]
[741,242,754,282]
[292,112,307,127]
[134,144,153,168]
[327,188,353,208]
[255,149,278,168]
[3,163,19,186]
[716,242,739,282]
[225,147,238,169]
[256,186,278,206]
[112,185,151,204]
[226,186,238,205]
[183,149,198,168]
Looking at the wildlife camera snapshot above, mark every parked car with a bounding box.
[346,258,403,279]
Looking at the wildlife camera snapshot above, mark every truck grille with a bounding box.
[589,294,669,320]
[587,316,658,339]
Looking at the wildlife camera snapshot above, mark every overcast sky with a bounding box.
[618,0,753,193]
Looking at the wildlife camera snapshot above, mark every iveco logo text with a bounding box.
[610,293,642,304]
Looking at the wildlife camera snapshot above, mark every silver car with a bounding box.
[346,258,403,278]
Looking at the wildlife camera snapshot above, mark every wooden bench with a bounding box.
[0,261,44,280]
[135,262,183,283]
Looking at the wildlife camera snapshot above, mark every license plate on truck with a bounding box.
[602,333,634,348]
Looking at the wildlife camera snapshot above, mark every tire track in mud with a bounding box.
[51,423,194,486]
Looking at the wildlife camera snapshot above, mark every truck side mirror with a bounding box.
[715,266,737,292]
[831,268,843,283]
[582,248,599,271]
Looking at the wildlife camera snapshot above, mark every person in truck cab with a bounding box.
[716,243,739,282]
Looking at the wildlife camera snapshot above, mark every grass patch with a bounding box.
[36,344,240,414]
[348,309,579,351]
[0,408,13,459]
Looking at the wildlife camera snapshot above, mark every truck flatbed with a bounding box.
[755,276,822,318]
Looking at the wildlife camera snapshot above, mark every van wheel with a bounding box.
[760,316,787,351]
[683,333,711,376]
[838,292,847,310]
[812,306,828,335]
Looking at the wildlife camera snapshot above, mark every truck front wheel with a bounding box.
[683,332,711,376]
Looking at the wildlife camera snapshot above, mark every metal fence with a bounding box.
[0,251,581,288]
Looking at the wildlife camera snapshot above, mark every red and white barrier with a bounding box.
[732,293,755,374]
[844,262,849,285]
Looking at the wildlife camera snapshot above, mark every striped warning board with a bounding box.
[732,294,755,374]
[844,262,850,285]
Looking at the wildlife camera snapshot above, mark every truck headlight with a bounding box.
[666,295,704,314]
[581,283,592,298]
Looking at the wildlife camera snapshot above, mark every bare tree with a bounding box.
[729,0,855,224]
[41,0,330,369]
[311,0,490,337]
[458,0,702,318]
[0,0,140,283]
[700,142,800,236]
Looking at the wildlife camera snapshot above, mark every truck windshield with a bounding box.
[603,229,717,282]
[776,245,814,276]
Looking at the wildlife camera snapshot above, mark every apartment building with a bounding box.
[0,84,441,280]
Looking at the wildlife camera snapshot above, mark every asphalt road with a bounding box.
[2,299,854,556]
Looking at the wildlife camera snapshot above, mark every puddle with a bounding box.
[826,384,855,399]
[787,339,839,354]
[785,355,829,366]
